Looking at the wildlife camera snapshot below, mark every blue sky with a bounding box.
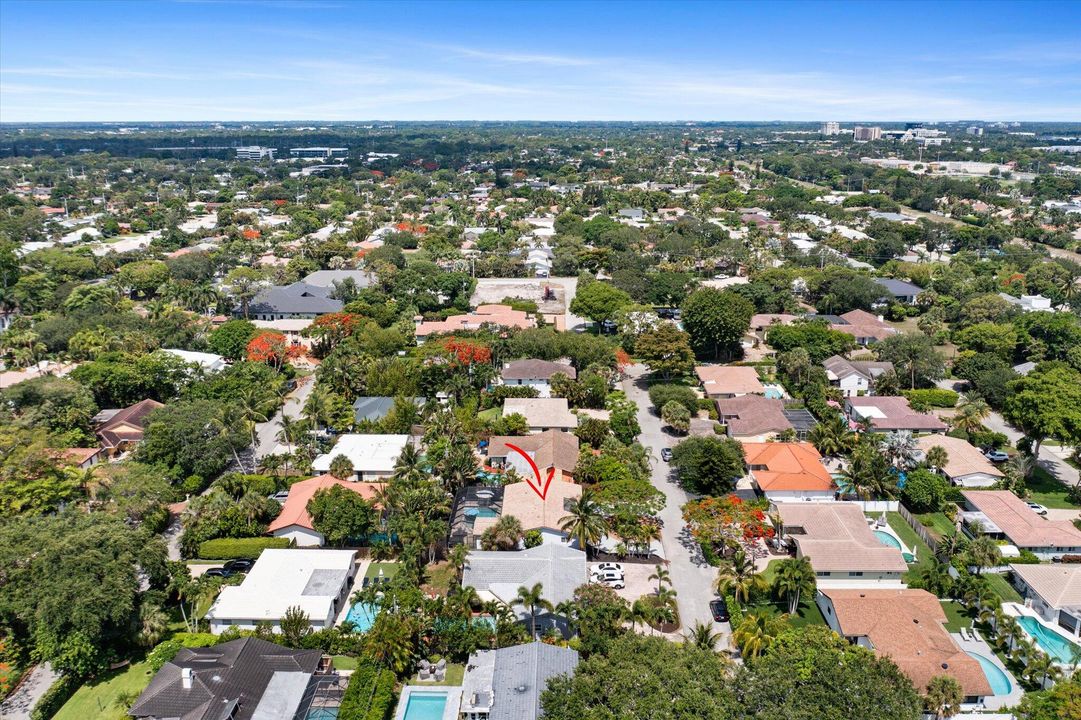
[1,0,1079,122]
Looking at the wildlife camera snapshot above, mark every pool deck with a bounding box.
[335,559,370,625]
[394,686,463,720]
[950,630,1025,710]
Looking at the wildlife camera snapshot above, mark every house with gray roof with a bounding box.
[498,359,576,397]
[459,642,579,720]
[352,396,426,424]
[462,543,586,632]
[129,637,325,720]
[822,355,894,397]
[302,269,375,290]
[242,281,343,321]
[874,278,924,304]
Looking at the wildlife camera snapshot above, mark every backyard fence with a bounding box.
[850,500,900,513]
[898,504,941,554]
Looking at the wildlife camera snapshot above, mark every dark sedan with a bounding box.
[709,599,730,623]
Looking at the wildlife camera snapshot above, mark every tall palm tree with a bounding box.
[966,535,1001,575]
[716,548,765,604]
[392,443,426,484]
[648,565,671,594]
[685,620,723,652]
[514,583,553,639]
[238,386,269,453]
[732,611,786,659]
[448,543,470,582]
[952,395,990,434]
[807,414,852,459]
[879,431,920,469]
[628,598,654,634]
[924,675,963,719]
[772,557,816,615]
[559,488,608,555]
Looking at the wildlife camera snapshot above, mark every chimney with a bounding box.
[182,667,193,690]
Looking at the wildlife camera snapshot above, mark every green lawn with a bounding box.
[54,661,155,720]
[886,512,936,584]
[407,662,465,687]
[915,512,955,539]
[1026,467,1079,509]
[332,655,359,671]
[983,572,1023,603]
[365,562,400,580]
[941,601,973,633]
[477,408,501,423]
[423,561,457,595]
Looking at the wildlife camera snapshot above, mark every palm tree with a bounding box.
[952,395,990,434]
[559,488,608,555]
[807,414,852,459]
[448,543,469,582]
[685,620,723,652]
[392,443,425,484]
[628,598,654,634]
[138,603,169,648]
[925,445,949,472]
[772,557,816,615]
[554,600,579,636]
[648,565,671,594]
[238,386,269,452]
[732,611,786,659]
[716,548,765,604]
[924,675,963,719]
[935,532,962,562]
[514,582,553,639]
[879,431,920,469]
[966,535,1001,575]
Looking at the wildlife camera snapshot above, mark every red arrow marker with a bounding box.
[505,443,556,500]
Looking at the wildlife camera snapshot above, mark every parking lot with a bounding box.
[588,561,661,603]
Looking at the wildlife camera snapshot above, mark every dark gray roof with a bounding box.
[247,282,343,316]
[782,408,818,432]
[302,270,375,289]
[129,638,321,720]
[351,396,426,423]
[473,642,579,720]
[874,278,924,298]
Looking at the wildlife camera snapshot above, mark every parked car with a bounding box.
[269,491,290,502]
[985,450,1009,463]
[591,569,625,583]
[223,559,254,573]
[709,599,730,623]
[593,562,623,573]
[661,448,673,462]
[204,568,235,579]
[1026,501,1049,516]
[601,577,625,590]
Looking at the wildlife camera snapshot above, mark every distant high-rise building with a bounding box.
[820,121,841,136]
[853,126,882,142]
[235,146,276,161]
[966,126,984,136]
[289,147,348,160]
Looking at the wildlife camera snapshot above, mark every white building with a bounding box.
[820,121,841,136]
[998,293,1054,312]
[235,146,276,161]
[311,434,410,481]
[158,349,228,373]
[290,147,348,160]
[206,549,356,634]
[1010,564,1081,641]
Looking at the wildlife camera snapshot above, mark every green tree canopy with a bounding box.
[670,435,745,495]
[681,288,754,360]
[307,484,378,547]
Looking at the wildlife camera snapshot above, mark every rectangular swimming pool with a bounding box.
[401,691,448,720]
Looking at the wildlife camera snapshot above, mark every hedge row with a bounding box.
[901,388,959,409]
[725,593,744,630]
[198,537,290,559]
[339,659,396,720]
[30,674,77,720]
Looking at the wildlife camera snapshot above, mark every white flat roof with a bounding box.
[312,434,410,474]
[207,549,355,623]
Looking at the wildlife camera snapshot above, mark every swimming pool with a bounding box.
[400,691,449,720]
[345,602,378,633]
[965,652,1012,695]
[306,709,338,720]
[1017,615,1081,663]
[464,507,499,519]
[873,529,916,562]
[763,384,785,399]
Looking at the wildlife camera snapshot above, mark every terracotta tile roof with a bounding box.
[845,396,948,432]
[501,359,576,381]
[415,304,536,338]
[822,588,993,697]
[961,490,1081,548]
[695,365,765,396]
[715,395,792,437]
[503,398,578,430]
[499,480,581,532]
[267,474,383,534]
[915,435,1002,481]
[743,442,834,492]
[1009,563,1081,608]
[775,502,908,573]
[487,430,580,474]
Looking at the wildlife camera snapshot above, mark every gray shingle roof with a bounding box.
[247,282,343,316]
[462,543,586,608]
[874,278,924,298]
[129,638,321,720]
[351,396,426,423]
[464,642,579,720]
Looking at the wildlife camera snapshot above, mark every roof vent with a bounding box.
[516,685,528,693]
[913,618,919,624]
[181,667,193,690]
[941,663,949,670]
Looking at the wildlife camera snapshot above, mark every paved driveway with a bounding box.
[0,664,57,720]
[621,364,731,647]
[252,375,315,461]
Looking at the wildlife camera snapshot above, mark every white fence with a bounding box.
[848,500,900,513]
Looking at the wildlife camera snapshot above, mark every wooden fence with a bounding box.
[897,503,941,554]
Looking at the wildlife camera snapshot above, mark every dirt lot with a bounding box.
[471,278,567,315]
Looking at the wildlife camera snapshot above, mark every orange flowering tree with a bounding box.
[246,330,302,370]
[441,337,492,367]
[305,312,363,355]
[682,495,774,557]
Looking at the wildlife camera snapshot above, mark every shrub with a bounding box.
[1014,550,1041,564]
[696,398,718,419]
[524,529,543,548]
[647,384,698,415]
[725,593,743,629]
[969,430,1008,450]
[198,537,290,559]
[901,388,958,409]
[147,639,184,671]
[338,659,397,720]
[902,468,949,513]
[30,674,77,720]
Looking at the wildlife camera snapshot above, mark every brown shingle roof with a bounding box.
[961,490,1081,548]
[695,365,765,396]
[915,435,1003,481]
[502,359,576,381]
[715,395,792,437]
[487,430,580,474]
[823,588,993,697]
[775,502,908,573]
[96,398,164,449]
[500,480,581,532]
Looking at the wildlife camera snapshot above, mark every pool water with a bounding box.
[965,652,1012,695]
[763,385,784,399]
[345,602,378,633]
[1017,615,1081,663]
[402,692,448,720]
[464,507,499,519]
[306,709,338,720]
[873,529,916,562]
